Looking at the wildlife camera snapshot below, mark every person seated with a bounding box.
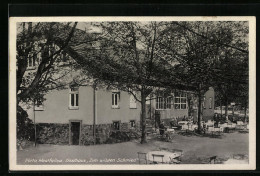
[169,120,177,128]
[202,122,207,134]
[159,121,167,135]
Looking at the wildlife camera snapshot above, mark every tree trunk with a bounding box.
[225,99,228,120]
[197,91,202,134]
[140,91,147,144]
[93,85,96,145]
[220,101,222,116]
[244,102,247,122]
[187,97,191,117]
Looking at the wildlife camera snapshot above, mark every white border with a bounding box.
[9,16,256,171]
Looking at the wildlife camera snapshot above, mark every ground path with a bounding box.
[17,132,248,165]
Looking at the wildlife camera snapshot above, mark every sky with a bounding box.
[16,22,102,34]
[76,22,102,33]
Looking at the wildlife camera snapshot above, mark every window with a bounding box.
[129,92,137,109]
[130,120,136,128]
[156,97,164,109]
[112,92,120,109]
[174,92,187,109]
[112,121,120,130]
[156,96,172,110]
[166,97,172,109]
[69,87,79,109]
[209,97,212,109]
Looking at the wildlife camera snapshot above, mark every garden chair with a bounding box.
[137,152,148,164]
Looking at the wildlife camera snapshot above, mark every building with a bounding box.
[146,87,215,127]
[20,29,215,146]
[25,84,214,146]
[27,86,141,145]
[190,87,215,123]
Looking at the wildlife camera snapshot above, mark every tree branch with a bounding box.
[172,22,248,54]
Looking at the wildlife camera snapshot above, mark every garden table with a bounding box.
[147,150,181,164]
[167,129,175,133]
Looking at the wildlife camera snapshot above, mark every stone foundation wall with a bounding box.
[80,124,94,145]
[134,121,141,132]
[81,123,113,145]
[36,123,69,145]
[37,121,140,146]
[120,122,129,131]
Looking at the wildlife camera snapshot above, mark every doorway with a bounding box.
[69,121,81,145]
[155,110,161,128]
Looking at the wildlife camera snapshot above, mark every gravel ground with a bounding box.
[17,131,248,165]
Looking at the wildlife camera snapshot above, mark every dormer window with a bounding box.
[69,87,79,110]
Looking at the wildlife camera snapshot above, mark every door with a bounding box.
[70,122,80,145]
[155,110,161,128]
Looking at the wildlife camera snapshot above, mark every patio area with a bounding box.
[17,131,249,165]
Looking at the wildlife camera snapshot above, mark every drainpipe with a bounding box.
[33,100,36,147]
[220,101,222,116]
[150,94,152,120]
[93,83,96,145]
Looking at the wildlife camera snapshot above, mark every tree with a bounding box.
[159,21,248,132]
[206,22,249,118]
[214,50,248,118]
[70,22,189,143]
[17,22,79,105]
[16,22,83,142]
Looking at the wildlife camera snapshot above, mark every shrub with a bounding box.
[17,105,35,142]
[105,131,131,144]
[81,135,95,145]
